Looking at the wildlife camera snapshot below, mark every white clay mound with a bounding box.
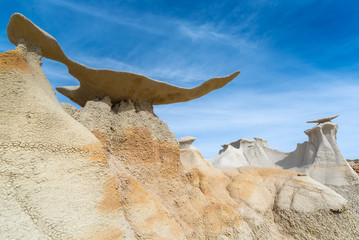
[209,119,359,186]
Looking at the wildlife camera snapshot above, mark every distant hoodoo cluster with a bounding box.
[208,114,359,186]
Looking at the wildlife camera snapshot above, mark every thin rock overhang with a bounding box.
[7,13,240,107]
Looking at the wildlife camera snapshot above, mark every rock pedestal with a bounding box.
[303,122,358,185]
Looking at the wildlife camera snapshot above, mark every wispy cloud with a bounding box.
[73,55,140,73]
[43,0,256,52]
[156,78,359,159]
[44,0,164,35]
[178,24,228,41]
[34,0,262,89]
[176,19,260,52]
[70,54,213,84]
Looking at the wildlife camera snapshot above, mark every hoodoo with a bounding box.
[209,116,359,186]
[7,13,240,107]
[307,114,340,124]
[2,13,359,240]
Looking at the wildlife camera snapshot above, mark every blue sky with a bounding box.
[1,0,359,159]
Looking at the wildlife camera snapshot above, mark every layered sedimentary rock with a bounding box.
[209,120,359,186]
[285,121,358,185]
[0,45,135,239]
[2,12,359,240]
[62,98,254,239]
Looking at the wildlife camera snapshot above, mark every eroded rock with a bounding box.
[210,120,359,186]
[7,13,240,107]
[307,114,339,124]
[2,12,359,240]
[0,45,135,240]
[180,145,359,239]
[178,136,197,150]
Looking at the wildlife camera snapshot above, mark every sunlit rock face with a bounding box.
[180,144,359,239]
[0,46,135,240]
[0,44,238,240]
[209,121,359,186]
[295,122,358,186]
[210,138,287,169]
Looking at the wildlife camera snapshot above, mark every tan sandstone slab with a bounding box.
[307,114,339,124]
[7,13,240,107]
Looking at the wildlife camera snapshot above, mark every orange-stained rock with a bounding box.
[0,49,33,72]
[67,98,248,239]
[97,177,122,213]
[353,165,359,174]
[0,43,136,239]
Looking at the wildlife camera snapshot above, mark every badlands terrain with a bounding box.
[1,13,359,239]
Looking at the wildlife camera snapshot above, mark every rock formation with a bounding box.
[209,117,359,186]
[178,136,197,149]
[0,43,132,240]
[7,13,240,107]
[347,159,359,174]
[212,138,287,168]
[307,114,339,124]
[1,13,359,239]
[180,142,358,239]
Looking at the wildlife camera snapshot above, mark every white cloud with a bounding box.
[155,79,359,159]
[44,0,164,35]
[43,0,258,52]
[67,54,214,84]
[178,24,228,41]
[72,55,140,73]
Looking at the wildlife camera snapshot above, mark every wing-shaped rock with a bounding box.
[7,13,239,107]
[307,114,339,123]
